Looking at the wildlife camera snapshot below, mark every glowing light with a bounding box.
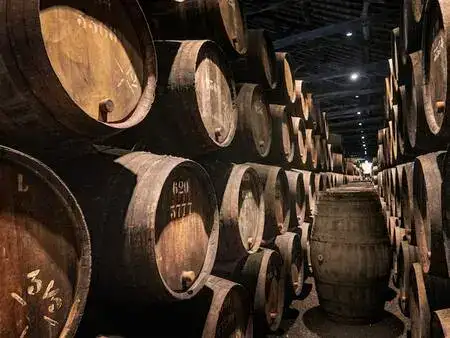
[358,122,362,126]
[346,32,353,37]
[350,73,360,81]
[357,111,361,115]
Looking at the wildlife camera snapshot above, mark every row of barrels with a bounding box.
[0,145,360,337]
[375,149,450,336]
[380,0,450,170]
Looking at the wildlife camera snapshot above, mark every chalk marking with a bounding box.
[11,293,27,306]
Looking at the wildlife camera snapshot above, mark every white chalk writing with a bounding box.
[17,174,29,193]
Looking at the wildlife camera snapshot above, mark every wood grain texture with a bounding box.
[432,308,450,337]
[285,170,306,229]
[409,262,431,338]
[232,29,277,90]
[54,150,219,304]
[0,0,156,149]
[143,0,247,57]
[398,241,419,317]
[110,40,237,157]
[265,105,295,167]
[0,146,91,338]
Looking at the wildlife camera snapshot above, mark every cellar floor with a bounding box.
[268,277,409,338]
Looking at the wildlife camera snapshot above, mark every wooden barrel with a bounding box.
[391,27,402,84]
[311,187,391,323]
[56,150,219,303]
[0,146,91,337]
[219,83,272,162]
[398,241,420,317]
[394,164,404,218]
[393,226,407,287]
[401,0,424,54]
[306,129,318,170]
[275,232,304,303]
[247,164,290,240]
[328,133,343,154]
[422,0,450,138]
[215,249,284,333]
[300,222,312,277]
[285,171,306,229]
[142,0,247,57]
[265,105,295,166]
[232,29,277,89]
[0,1,157,149]
[432,308,450,337]
[401,162,415,242]
[112,40,237,157]
[200,162,265,260]
[267,53,296,105]
[291,117,309,169]
[295,170,314,222]
[294,80,310,120]
[413,151,449,277]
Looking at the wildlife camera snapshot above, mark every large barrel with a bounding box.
[311,186,391,323]
[219,83,272,162]
[265,105,295,167]
[0,1,156,149]
[247,164,290,240]
[142,0,247,57]
[56,150,219,303]
[112,40,237,157]
[267,53,296,105]
[413,151,449,277]
[275,232,304,302]
[232,29,277,89]
[295,170,314,222]
[0,146,91,337]
[285,171,306,228]
[422,0,450,138]
[201,162,265,259]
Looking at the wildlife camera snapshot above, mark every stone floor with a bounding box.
[268,277,409,338]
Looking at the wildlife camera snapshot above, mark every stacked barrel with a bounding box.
[0,1,360,337]
[377,1,450,336]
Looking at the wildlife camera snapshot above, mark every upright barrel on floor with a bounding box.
[311,185,391,323]
[0,146,91,337]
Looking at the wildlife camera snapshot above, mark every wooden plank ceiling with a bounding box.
[242,0,401,159]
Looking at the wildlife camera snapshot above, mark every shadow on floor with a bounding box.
[302,306,405,338]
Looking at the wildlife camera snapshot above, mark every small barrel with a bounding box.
[267,53,296,105]
[294,80,310,120]
[200,162,265,259]
[432,308,450,337]
[398,241,420,317]
[113,40,237,157]
[311,187,391,323]
[0,146,91,337]
[413,151,449,277]
[248,164,290,240]
[56,151,219,303]
[285,170,306,229]
[232,29,277,89]
[142,0,247,56]
[265,105,295,167]
[275,232,304,302]
[291,117,310,169]
[401,162,415,242]
[422,0,450,138]
[234,249,284,333]
[0,1,157,149]
[295,170,314,222]
[218,83,272,162]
